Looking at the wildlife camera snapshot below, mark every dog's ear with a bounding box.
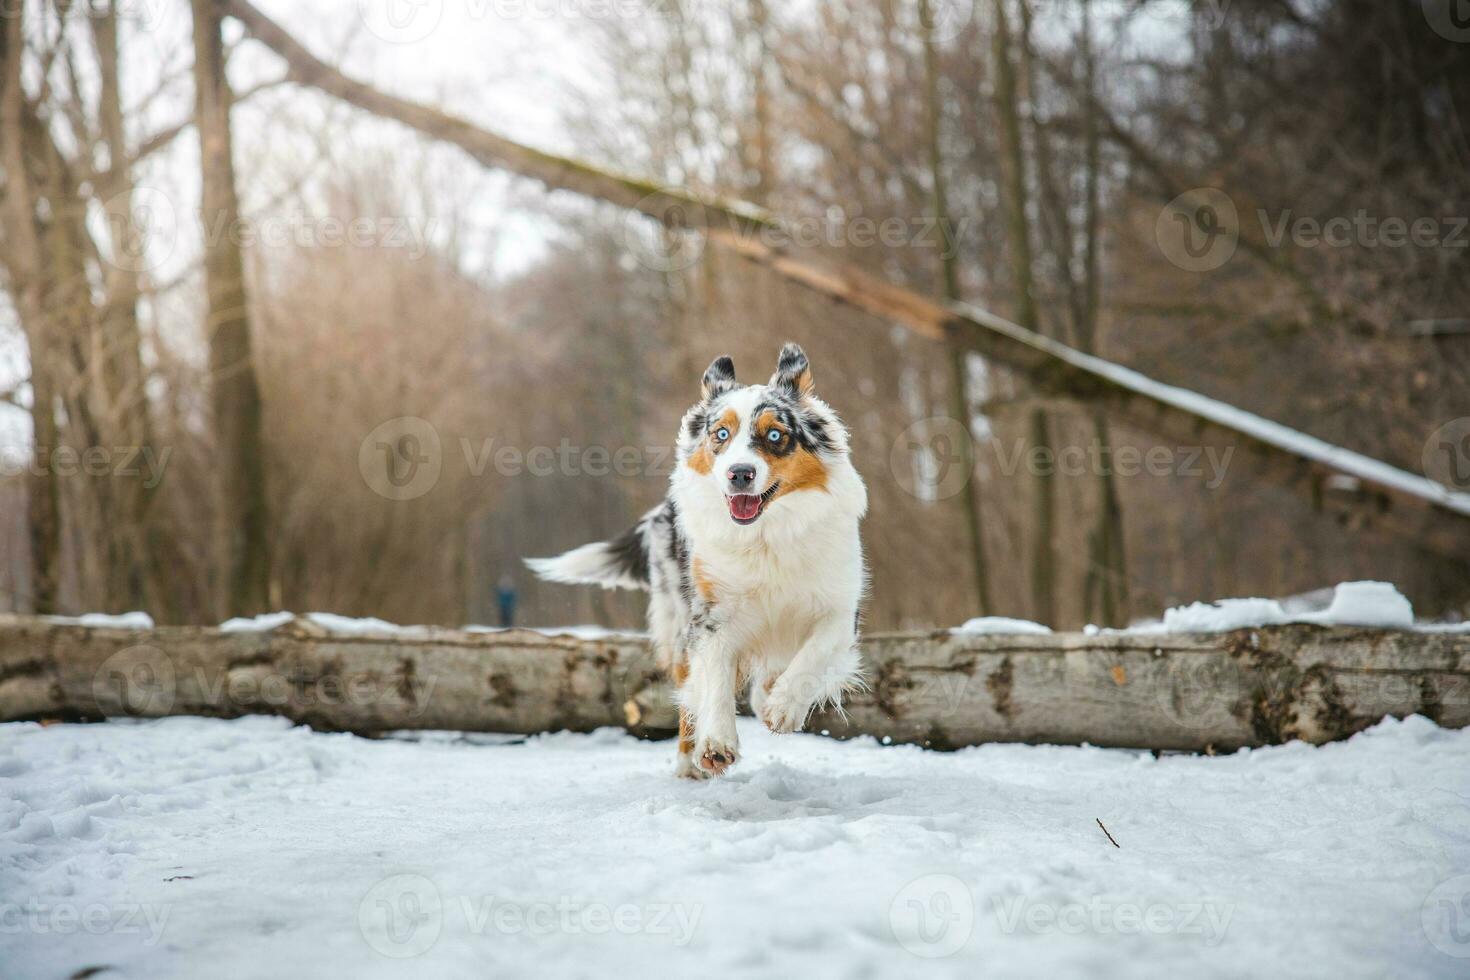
[769,343,814,398]
[701,355,738,401]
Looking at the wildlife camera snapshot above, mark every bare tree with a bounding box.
[89,2,161,611]
[1,8,62,614]
[192,0,270,615]
[920,0,993,615]
[991,0,1055,624]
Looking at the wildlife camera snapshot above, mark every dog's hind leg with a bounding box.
[670,661,708,780]
[643,563,704,779]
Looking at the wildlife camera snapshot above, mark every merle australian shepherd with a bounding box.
[528,343,868,778]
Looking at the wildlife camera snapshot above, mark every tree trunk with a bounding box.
[921,0,992,616]
[1084,412,1130,626]
[38,117,111,605]
[990,0,1039,333]
[192,0,270,617]
[1,10,62,615]
[992,0,1056,624]
[1074,0,1130,627]
[746,0,774,202]
[91,3,160,614]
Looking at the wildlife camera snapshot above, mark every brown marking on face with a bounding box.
[687,443,713,475]
[672,661,690,686]
[692,557,718,602]
[753,409,782,437]
[685,407,741,475]
[769,447,828,500]
[753,410,828,501]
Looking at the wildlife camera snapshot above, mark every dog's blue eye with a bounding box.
[715,428,729,441]
[767,430,783,442]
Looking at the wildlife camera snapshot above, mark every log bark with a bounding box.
[219,0,1470,566]
[1,618,1465,752]
[0,618,676,739]
[812,626,1470,751]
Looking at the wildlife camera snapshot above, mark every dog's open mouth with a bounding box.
[726,483,781,525]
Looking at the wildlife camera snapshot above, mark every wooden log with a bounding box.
[0,617,676,739]
[2,618,1466,751]
[812,626,1470,751]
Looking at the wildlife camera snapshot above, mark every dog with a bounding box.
[527,343,868,778]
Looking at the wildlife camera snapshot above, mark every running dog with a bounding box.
[527,343,868,778]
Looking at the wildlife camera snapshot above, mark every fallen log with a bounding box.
[813,625,1470,751]
[1,617,1466,751]
[0,617,677,739]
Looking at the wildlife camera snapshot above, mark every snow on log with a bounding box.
[1,617,1466,751]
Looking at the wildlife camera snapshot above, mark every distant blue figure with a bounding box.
[496,573,518,628]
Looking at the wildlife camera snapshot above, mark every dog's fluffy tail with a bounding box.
[525,521,651,592]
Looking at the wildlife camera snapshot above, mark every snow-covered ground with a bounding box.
[3,715,1469,979]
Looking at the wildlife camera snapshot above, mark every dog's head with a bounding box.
[674,343,859,532]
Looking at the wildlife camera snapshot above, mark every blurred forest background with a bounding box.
[1,0,1468,631]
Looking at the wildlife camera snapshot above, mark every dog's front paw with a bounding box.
[760,687,813,734]
[694,734,739,775]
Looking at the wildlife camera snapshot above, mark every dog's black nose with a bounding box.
[727,464,756,492]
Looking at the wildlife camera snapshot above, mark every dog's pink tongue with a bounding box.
[728,494,761,521]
